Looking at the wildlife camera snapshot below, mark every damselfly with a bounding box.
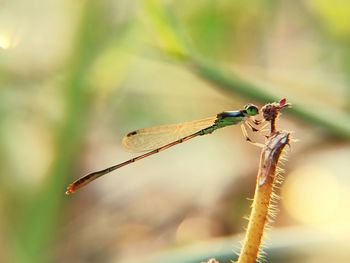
[66,103,261,195]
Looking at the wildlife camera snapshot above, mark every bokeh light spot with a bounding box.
[282,166,342,227]
[0,32,19,49]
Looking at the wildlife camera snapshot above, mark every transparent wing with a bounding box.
[122,116,217,152]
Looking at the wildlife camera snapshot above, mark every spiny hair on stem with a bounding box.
[255,146,289,263]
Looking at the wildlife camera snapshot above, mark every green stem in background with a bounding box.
[145,2,350,139]
[191,60,350,139]
[10,2,110,262]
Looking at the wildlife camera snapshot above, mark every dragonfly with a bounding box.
[66,103,261,195]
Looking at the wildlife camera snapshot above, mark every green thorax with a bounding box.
[199,110,245,135]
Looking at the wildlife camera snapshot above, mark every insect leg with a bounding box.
[240,123,264,148]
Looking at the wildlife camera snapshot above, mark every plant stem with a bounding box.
[145,2,350,139]
[10,2,111,262]
[236,131,290,263]
[190,59,350,139]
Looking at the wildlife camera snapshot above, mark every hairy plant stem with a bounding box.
[236,131,290,263]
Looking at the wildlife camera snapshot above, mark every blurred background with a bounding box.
[1,0,350,262]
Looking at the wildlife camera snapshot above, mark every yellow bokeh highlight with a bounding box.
[282,166,346,228]
[0,31,20,49]
[308,0,350,37]
[0,34,12,49]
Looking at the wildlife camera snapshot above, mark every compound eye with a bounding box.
[245,104,259,116]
